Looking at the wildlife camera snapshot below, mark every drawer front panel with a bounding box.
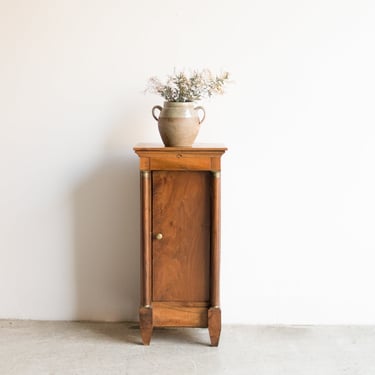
[150,156,212,170]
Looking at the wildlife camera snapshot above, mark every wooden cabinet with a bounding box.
[134,144,227,346]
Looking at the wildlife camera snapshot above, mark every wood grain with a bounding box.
[208,307,221,346]
[153,302,208,327]
[210,172,221,307]
[150,155,212,170]
[139,306,153,345]
[140,171,152,306]
[152,171,211,302]
[134,144,227,172]
[134,144,227,345]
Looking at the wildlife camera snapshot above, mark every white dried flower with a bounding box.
[146,69,230,102]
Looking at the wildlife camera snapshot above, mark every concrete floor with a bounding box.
[1,320,375,374]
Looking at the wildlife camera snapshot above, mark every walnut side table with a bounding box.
[134,144,227,346]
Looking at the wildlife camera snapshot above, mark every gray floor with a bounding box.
[1,320,375,374]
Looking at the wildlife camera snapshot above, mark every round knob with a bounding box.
[155,233,163,240]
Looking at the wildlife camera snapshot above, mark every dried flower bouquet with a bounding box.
[146,69,230,103]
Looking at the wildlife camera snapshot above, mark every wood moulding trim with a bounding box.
[210,170,221,308]
[140,170,152,307]
[133,143,227,152]
[134,145,227,172]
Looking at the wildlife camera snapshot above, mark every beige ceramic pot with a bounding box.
[152,102,206,147]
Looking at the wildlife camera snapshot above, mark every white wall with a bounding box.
[1,0,375,324]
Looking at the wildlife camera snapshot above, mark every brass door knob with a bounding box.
[155,233,163,240]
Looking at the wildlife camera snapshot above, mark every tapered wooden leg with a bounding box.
[208,307,221,346]
[139,306,153,345]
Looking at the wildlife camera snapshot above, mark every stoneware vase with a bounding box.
[152,102,206,147]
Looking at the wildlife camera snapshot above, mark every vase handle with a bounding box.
[195,106,206,124]
[152,105,163,121]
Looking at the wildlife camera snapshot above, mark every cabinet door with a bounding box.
[152,171,211,302]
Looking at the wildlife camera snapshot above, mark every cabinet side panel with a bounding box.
[152,171,211,302]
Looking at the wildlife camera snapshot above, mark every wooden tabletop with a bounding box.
[133,143,227,152]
